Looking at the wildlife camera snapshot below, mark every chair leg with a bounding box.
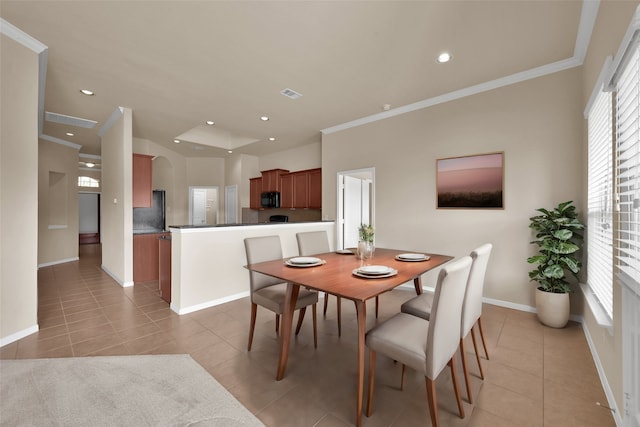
[247,303,257,351]
[275,313,280,334]
[366,350,376,417]
[375,296,379,318]
[477,317,490,360]
[323,293,329,316]
[312,303,318,348]
[459,337,473,403]
[336,296,342,337]
[470,325,484,379]
[400,364,406,391]
[425,377,439,427]
[448,356,465,419]
[295,307,307,335]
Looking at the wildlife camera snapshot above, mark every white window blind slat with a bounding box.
[587,88,614,319]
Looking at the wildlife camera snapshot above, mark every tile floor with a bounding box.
[0,244,616,426]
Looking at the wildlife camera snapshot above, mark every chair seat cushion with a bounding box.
[400,293,434,320]
[253,283,318,314]
[366,313,429,374]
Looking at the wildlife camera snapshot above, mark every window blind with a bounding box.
[615,44,640,294]
[587,89,614,319]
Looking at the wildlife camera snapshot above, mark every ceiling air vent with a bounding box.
[45,111,97,128]
[280,88,303,99]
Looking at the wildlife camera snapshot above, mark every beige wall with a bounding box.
[134,137,188,226]
[322,67,584,307]
[0,34,39,344]
[38,140,79,266]
[579,0,639,414]
[259,142,321,172]
[101,108,133,286]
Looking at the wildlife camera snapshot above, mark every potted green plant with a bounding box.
[527,200,584,328]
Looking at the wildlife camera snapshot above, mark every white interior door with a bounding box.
[192,189,207,225]
[78,193,99,233]
[344,176,363,249]
[337,168,374,250]
[225,185,238,224]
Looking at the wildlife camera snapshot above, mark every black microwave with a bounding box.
[261,191,280,208]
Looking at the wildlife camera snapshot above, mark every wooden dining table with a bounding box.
[245,247,453,427]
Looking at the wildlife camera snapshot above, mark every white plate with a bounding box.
[336,249,354,255]
[352,268,397,279]
[357,265,392,275]
[285,259,324,268]
[288,257,322,265]
[396,253,430,262]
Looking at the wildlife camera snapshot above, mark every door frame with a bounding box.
[336,167,375,250]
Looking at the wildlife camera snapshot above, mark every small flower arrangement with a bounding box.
[358,223,375,243]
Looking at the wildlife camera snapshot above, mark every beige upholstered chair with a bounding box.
[365,256,472,427]
[244,235,318,351]
[400,243,492,403]
[295,231,342,335]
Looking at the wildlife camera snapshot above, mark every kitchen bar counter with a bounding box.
[168,221,335,315]
[169,220,334,230]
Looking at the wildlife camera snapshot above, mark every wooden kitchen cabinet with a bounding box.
[292,171,309,208]
[133,153,153,208]
[280,174,293,208]
[261,169,289,192]
[308,168,322,208]
[133,232,167,283]
[249,177,262,209]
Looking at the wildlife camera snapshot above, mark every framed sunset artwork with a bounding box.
[436,152,504,209]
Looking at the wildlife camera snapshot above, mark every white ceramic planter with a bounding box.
[535,287,570,328]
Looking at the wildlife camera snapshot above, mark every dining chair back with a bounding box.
[296,231,343,335]
[365,256,472,427]
[399,243,493,403]
[244,235,318,351]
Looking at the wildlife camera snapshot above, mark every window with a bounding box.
[78,176,100,188]
[614,39,640,294]
[587,89,614,319]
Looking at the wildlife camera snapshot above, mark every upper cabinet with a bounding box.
[133,153,153,208]
[249,177,262,209]
[261,169,289,192]
[250,167,321,210]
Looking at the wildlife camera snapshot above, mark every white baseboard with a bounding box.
[173,291,251,315]
[580,321,623,426]
[0,324,39,347]
[37,257,79,269]
[100,265,131,287]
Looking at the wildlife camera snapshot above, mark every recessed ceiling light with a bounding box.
[80,89,94,96]
[260,116,269,121]
[436,52,453,63]
[85,162,95,168]
[206,120,215,125]
[66,132,74,136]
[268,137,276,141]
[173,139,180,143]
[228,150,233,154]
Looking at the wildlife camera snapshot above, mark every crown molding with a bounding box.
[98,107,125,137]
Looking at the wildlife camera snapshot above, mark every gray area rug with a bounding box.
[0,354,265,427]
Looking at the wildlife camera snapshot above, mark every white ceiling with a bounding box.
[1,0,589,163]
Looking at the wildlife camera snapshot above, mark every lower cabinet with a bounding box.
[133,233,167,283]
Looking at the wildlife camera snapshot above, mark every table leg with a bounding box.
[355,300,366,427]
[413,276,423,295]
[277,282,300,381]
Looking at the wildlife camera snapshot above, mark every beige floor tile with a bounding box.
[1,245,616,427]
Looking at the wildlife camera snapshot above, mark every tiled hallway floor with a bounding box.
[1,244,616,426]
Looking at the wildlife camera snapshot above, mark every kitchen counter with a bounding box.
[169,220,333,230]
[133,229,167,235]
[168,221,335,315]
